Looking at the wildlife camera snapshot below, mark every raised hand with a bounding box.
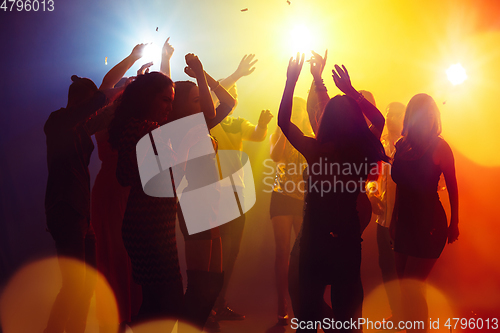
[287,53,305,84]
[162,37,174,59]
[184,66,196,78]
[185,53,204,76]
[309,49,327,81]
[234,54,258,78]
[137,61,153,76]
[258,109,274,127]
[130,43,148,61]
[332,64,356,96]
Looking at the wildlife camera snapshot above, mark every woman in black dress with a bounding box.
[108,72,182,328]
[390,93,459,332]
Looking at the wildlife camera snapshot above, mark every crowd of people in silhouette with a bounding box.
[43,38,459,333]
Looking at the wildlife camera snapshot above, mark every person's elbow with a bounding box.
[277,117,289,133]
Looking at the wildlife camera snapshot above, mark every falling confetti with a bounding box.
[156,27,158,32]
[287,0,291,4]
[105,57,108,65]
[241,8,248,11]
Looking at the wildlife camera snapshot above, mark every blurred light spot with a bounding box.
[0,257,118,333]
[363,279,455,332]
[131,319,198,333]
[446,63,467,85]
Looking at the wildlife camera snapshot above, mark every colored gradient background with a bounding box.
[1,0,499,331]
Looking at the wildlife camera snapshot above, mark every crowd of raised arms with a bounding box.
[43,38,459,333]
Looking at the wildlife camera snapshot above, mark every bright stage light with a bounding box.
[290,24,312,53]
[446,63,467,85]
[142,43,162,64]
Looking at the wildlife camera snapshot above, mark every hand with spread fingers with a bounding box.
[286,52,305,84]
[234,54,258,78]
[332,64,357,97]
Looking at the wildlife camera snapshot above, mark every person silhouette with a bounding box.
[278,54,387,332]
[390,93,459,332]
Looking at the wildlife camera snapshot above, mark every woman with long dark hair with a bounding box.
[278,54,387,332]
[390,93,459,332]
[107,70,182,327]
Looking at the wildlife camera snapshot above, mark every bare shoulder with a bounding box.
[433,137,454,165]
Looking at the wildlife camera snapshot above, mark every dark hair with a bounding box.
[316,95,388,167]
[398,93,441,158]
[67,75,98,107]
[108,71,174,150]
[171,80,197,121]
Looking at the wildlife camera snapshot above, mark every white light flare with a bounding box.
[141,43,162,65]
[446,63,467,85]
[290,24,312,54]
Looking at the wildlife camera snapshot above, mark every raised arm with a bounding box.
[100,43,146,90]
[307,50,329,133]
[160,37,174,78]
[278,53,317,157]
[438,139,459,243]
[332,64,385,139]
[219,54,258,90]
[184,66,236,129]
[185,53,216,120]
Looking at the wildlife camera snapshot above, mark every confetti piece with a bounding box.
[287,0,291,4]
[156,27,158,32]
[105,57,108,65]
[241,8,248,11]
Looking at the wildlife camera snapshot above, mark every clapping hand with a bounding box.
[184,66,196,78]
[287,52,305,83]
[185,53,204,77]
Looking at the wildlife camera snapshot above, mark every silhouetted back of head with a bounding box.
[316,95,387,167]
[108,72,174,151]
[67,75,98,108]
[171,80,197,121]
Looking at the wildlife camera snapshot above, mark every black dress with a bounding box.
[115,118,182,286]
[391,137,448,259]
